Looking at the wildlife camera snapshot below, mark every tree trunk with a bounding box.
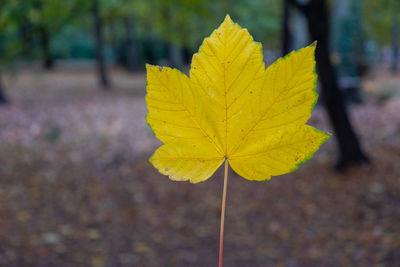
[123,16,139,71]
[38,26,54,70]
[282,0,292,55]
[0,73,8,104]
[92,0,110,88]
[289,0,369,169]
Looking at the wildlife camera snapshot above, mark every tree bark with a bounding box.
[289,0,369,169]
[92,0,110,88]
[38,26,54,70]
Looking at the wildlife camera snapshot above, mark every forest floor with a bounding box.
[0,67,400,266]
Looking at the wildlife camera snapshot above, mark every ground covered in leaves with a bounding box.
[0,68,400,266]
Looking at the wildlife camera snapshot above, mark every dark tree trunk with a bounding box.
[282,0,292,56]
[38,26,54,70]
[391,12,399,73]
[123,16,139,71]
[0,73,9,105]
[92,0,110,88]
[289,0,369,169]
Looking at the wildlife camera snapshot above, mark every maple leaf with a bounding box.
[146,15,329,183]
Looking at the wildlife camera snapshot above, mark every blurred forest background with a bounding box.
[1,0,400,266]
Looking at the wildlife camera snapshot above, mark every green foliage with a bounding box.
[230,0,281,47]
[0,0,23,63]
[131,0,281,50]
[0,0,87,63]
[362,0,400,45]
[2,0,393,67]
[1,0,283,65]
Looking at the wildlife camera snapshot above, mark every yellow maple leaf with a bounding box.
[146,15,330,183]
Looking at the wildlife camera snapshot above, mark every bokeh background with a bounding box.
[1,0,400,266]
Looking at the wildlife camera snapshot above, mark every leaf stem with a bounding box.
[219,159,229,267]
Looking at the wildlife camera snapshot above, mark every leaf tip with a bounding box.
[310,41,317,48]
[224,14,233,23]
